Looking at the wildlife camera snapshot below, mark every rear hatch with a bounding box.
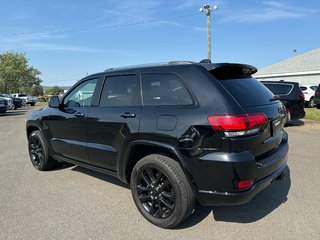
[207,65,286,157]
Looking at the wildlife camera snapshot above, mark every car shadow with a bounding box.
[0,110,28,117]
[176,166,291,229]
[71,165,130,189]
[285,120,304,127]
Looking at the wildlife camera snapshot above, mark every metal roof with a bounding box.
[255,48,320,76]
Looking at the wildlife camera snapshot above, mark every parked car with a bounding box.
[261,81,305,124]
[0,93,14,110]
[315,84,320,109]
[0,94,22,110]
[11,93,36,106]
[27,60,288,228]
[299,85,317,108]
[0,97,8,113]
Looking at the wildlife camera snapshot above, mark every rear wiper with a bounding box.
[270,95,281,101]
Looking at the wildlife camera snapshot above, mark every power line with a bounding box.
[9,13,199,37]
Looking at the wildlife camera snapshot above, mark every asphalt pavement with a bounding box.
[0,106,319,239]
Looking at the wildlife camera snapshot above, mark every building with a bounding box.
[254,48,320,85]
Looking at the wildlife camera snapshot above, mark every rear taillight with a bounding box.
[316,89,320,95]
[208,113,267,133]
[299,93,305,100]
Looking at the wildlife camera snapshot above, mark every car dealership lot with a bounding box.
[1,106,319,239]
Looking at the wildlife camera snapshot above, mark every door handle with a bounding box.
[120,112,136,118]
[75,112,85,118]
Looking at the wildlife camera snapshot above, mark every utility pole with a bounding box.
[200,4,218,61]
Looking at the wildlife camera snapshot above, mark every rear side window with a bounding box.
[218,78,274,107]
[300,86,307,91]
[141,73,193,106]
[100,75,140,107]
[310,86,318,91]
[263,83,293,95]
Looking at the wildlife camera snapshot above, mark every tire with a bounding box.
[30,103,35,106]
[317,104,320,109]
[28,130,57,171]
[308,98,316,108]
[284,110,291,126]
[130,154,195,228]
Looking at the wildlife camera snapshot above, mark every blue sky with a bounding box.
[0,0,319,86]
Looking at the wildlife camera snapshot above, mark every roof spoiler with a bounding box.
[200,62,257,80]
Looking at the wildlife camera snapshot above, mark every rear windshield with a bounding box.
[218,78,274,107]
[263,83,293,95]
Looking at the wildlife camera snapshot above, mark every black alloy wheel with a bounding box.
[137,167,175,219]
[29,133,45,169]
[28,130,56,171]
[130,154,195,228]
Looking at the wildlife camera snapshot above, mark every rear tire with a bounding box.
[317,104,320,109]
[30,103,35,106]
[308,98,316,108]
[284,110,291,126]
[28,130,57,171]
[130,154,195,228]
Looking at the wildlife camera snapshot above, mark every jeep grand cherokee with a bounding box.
[26,60,288,228]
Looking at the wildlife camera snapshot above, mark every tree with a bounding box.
[0,51,42,94]
[30,85,44,96]
[45,86,64,96]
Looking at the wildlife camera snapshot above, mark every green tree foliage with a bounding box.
[45,86,64,96]
[0,52,42,94]
[30,85,44,96]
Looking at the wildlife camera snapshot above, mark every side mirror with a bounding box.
[48,96,60,108]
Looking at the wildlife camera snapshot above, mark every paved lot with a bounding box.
[1,106,320,240]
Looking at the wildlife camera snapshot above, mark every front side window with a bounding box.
[63,78,98,107]
[99,75,140,107]
[141,73,193,106]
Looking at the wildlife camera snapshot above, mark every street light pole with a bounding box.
[200,4,218,61]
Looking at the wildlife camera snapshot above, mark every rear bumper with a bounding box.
[197,161,287,206]
[291,110,305,120]
[190,133,289,206]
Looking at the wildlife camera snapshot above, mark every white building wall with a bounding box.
[255,73,320,85]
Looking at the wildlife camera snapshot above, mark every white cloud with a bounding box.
[221,1,317,24]
[0,34,98,53]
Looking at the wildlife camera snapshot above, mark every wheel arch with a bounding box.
[121,140,196,189]
[26,124,41,139]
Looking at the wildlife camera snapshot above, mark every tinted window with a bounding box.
[142,73,193,106]
[100,75,140,107]
[300,86,307,91]
[18,94,27,97]
[263,83,293,95]
[311,86,318,91]
[219,78,274,107]
[64,78,98,107]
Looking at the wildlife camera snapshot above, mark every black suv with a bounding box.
[26,61,288,228]
[315,84,320,109]
[261,81,305,124]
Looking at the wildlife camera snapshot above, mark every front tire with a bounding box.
[28,130,56,171]
[130,154,195,228]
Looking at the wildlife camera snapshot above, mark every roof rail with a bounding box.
[168,61,195,65]
[199,59,212,64]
